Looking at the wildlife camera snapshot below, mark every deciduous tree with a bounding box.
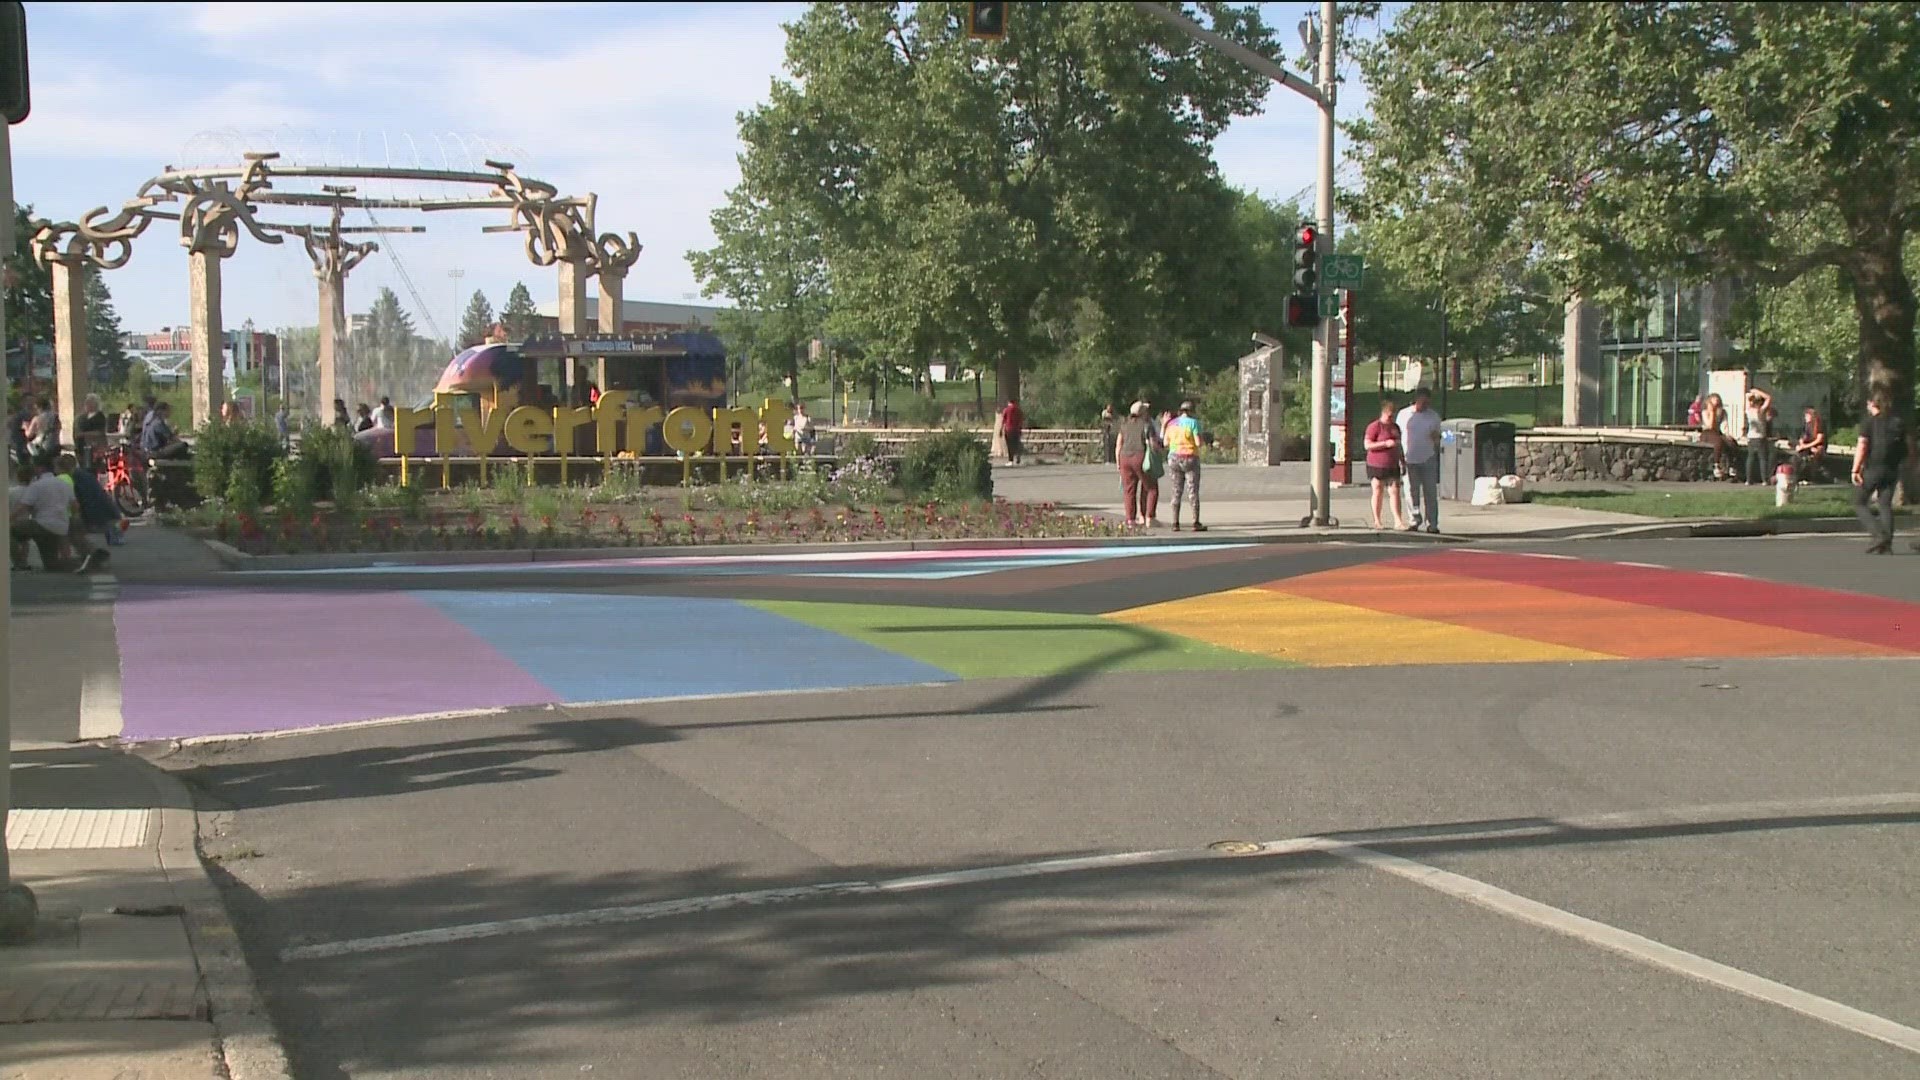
[1349,2,1920,414]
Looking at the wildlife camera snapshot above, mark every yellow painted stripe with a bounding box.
[1109,587,1613,668]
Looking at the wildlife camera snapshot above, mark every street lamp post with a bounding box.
[448,268,464,351]
[1131,1,1338,524]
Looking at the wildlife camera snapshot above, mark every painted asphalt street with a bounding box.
[125,535,1920,1079]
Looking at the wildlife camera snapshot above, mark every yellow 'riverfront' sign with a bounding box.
[391,394,796,457]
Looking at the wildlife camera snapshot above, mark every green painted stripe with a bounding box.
[749,599,1291,679]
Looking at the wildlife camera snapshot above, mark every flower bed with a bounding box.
[171,473,1127,556]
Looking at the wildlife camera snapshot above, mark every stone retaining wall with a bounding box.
[1515,436,1721,482]
[1515,435,1846,483]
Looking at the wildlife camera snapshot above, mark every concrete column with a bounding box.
[595,267,625,390]
[189,250,224,430]
[556,258,589,397]
[1562,295,1602,427]
[316,270,343,421]
[50,260,88,446]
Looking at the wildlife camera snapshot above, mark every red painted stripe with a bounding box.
[1391,552,1920,653]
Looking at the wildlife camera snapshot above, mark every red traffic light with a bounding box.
[1297,224,1317,248]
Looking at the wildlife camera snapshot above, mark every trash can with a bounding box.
[1439,419,1517,500]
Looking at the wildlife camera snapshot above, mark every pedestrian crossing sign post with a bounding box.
[1319,292,1341,319]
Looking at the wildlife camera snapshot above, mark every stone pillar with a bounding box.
[1562,295,1602,427]
[189,249,224,430]
[595,266,626,390]
[50,260,88,447]
[556,258,589,399]
[1239,346,1283,465]
[316,269,343,421]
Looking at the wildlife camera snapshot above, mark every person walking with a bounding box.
[1115,401,1164,527]
[1744,388,1776,484]
[1395,387,1443,533]
[1852,392,1909,554]
[999,399,1025,465]
[1098,404,1116,465]
[1164,400,1206,532]
[1364,398,1412,531]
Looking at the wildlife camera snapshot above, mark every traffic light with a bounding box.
[967,1,1007,41]
[0,2,27,125]
[1287,222,1320,328]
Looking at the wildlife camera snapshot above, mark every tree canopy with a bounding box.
[458,289,495,349]
[694,1,1279,407]
[499,282,539,341]
[84,269,129,384]
[1349,1,1920,413]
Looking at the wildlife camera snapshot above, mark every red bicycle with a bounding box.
[100,445,147,517]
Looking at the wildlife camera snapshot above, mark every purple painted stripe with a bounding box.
[115,586,557,740]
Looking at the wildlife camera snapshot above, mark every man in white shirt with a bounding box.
[1395,387,1444,534]
[11,464,77,570]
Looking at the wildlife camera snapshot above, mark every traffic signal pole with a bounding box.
[1309,0,1338,524]
[1131,1,1338,523]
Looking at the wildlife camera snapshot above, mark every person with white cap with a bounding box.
[1114,400,1163,527]
[1164,400,1206,532]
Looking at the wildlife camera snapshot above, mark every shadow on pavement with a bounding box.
[208,802,1920,1078]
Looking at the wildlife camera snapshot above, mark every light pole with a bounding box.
[447,268,464,350]
[1132,1,1338,524]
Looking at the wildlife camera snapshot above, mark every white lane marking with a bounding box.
[1705,570,1753,579]
[166,682,957,746]
[279,794,1919,963]
[1524,552,1580,560]
[78,665,124,740]
[1616,561,1668,570]
[1337,844,1920,1057]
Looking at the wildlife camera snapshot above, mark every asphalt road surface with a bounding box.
[136,535,1920,1079]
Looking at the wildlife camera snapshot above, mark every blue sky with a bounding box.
[12,1,1369,336]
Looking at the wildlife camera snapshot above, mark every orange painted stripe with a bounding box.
[1264,565,1914,660]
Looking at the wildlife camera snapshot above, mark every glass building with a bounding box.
[1595,281,1712,427]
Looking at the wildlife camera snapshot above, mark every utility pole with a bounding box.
[1132,0,1338,524]
[1,90,37,945]
[447,268,465,351]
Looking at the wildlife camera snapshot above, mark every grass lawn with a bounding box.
[1530,487,1907,520]
[751,600,1289,678]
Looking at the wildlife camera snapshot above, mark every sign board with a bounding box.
[517,331,715,360]
[1319,292,1342,319]
[1323,254,1364,290]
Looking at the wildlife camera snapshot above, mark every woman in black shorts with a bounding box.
[1363,398,1412,531]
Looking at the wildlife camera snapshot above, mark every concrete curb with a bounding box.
[136,758,294,1080]
[199,528,1461,571]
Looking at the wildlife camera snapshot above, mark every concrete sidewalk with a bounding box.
[2,744,286,1080]
[993,462,1657,538]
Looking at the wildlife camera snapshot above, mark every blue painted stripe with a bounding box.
[412,591,957,702]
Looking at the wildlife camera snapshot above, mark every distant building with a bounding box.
[531,296,729,335]
[120,326,281,388]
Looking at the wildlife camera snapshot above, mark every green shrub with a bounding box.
[271,457,314,516]
[898,428,992,502]
[840,431,881,461]
[297,425,376,505]
[193,422,285,508]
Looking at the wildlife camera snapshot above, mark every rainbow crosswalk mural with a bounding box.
[1110,551,1920,666]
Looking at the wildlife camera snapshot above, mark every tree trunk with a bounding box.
[1849,231,1917,419]
[974,369,984,417]
[996,353,1020,408]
